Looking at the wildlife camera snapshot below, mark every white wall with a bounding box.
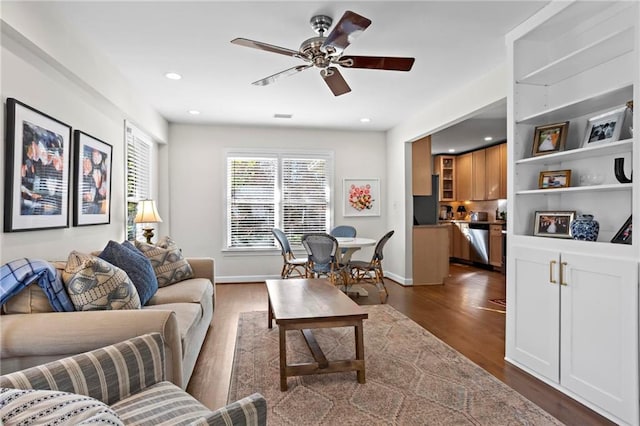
[167,124,387,282]
[385,65,508,282]
[0,5,167,263]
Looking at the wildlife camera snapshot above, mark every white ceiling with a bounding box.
[38,1,546,149]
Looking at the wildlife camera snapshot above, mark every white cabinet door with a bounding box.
[560,254,638,425]
[507,245,560,382]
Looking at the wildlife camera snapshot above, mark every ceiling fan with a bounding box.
[231,10,415,96]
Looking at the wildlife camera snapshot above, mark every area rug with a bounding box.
[228,305,561,425]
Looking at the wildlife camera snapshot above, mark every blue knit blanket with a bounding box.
[0,258,74,312]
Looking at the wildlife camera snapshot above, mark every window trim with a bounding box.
[223,148,334,252]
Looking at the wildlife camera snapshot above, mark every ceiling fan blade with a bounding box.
[252,64,312,86]
[321,67,351,96]
[231,38,304,59]
[321,11,371,52]
[339,55,415,71]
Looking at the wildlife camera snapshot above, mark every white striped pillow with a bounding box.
[0,388,123,425]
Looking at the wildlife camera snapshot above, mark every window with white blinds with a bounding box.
[125,122,152,240]
[226,152,331,249]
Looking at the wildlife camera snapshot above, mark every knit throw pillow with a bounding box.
[134,236,194,287]
[62,251,141,311]
[0,388,124,425]
[98,241,158,305]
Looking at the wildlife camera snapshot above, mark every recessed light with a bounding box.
[360,118,371,123]
[484,136,493,141]
[448,148,456,153]
[188,110,200,115]
[274,113,293,119]
[165,72,182,80]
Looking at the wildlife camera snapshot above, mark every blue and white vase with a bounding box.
[570,214,599,241]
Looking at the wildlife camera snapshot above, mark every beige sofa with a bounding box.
[0,257,215,390]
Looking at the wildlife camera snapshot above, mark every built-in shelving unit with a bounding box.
[506,2,639,425]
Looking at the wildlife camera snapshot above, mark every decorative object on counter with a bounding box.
[499,211,506,221]
[531,121,569,157]
[456,205,467,219]
[538,170,571,189]
[570,214,600,241]
[533,210,575,239]
[614,157,632,183]
[582,106,626,147]
[4,98,72,232]
[611,215,632,245]
[343,178,380,217]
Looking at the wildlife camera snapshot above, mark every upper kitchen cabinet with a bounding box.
[456,152,472,201]
[433,155,455,201]
[472,149,486,200]
[486,143,507,200]
[412,135,432,196]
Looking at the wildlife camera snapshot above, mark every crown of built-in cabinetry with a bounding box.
[506,2,639,425]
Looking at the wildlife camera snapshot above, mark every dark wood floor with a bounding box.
[187,263,614,425]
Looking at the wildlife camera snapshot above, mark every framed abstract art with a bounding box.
[4,98,71,232]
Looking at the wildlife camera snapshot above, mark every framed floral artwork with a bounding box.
[73,130,113,226]
[4,98,71,232]
[343,178,380,217]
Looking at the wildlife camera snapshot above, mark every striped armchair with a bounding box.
[0,333,266,426]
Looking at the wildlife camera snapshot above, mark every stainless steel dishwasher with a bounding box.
[468,222,490,265]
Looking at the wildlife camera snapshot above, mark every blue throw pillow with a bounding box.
[98,240,158,305]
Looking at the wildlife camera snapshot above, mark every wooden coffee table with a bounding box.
[266,278,368,391]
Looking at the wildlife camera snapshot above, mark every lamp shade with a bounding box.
[134,199,163,224]
[457,205,467,213]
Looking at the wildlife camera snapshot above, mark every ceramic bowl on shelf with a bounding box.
[579,174,605,185]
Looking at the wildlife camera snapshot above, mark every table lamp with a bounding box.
[456,205,467,219]
[134,199,163,244]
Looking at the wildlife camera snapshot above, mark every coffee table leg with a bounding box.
[268,298,273,329]
[355,321,365,384]
[279,326,288,391]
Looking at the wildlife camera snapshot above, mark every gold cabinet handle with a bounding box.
[549,260,557,284]
[560,262,568,286]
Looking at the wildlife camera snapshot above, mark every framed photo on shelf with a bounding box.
[3,98,71,232]
[538,170,571,189]
[531,121,569,157]
[582,106,626,147]
[611,215,632,245]
[73,130,113,226]
[533,211,575,238]
[343,178,380,217]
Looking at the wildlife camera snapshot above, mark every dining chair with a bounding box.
[301,233,348,286]
[348,230,394,303]
[330,225,356,255]
[272,228,308,279]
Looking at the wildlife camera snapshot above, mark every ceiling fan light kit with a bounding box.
[231,10,415,96]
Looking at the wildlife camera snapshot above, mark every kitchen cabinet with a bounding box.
[412,135,432,196]
[508,246,638,425]
[455,153,472,201]
[506,2,639,424]
[471,149,486,201]
[485,144,506,200]
[413,225,449,285]
[447,222,453,257]
[433,155,455,201]
[489,224,503,269]
[451,222,470,261]
[499,143,507,199]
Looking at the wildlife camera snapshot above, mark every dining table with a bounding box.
[335,237,377,297]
